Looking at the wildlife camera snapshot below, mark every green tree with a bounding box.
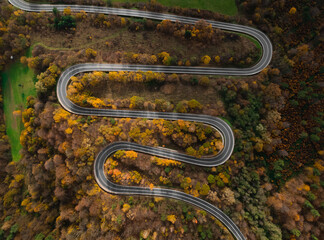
[54,15,76,30]
[35,233,45,240]
[310,134,320,142]
[184,30,192,39]
[52,7,58,17]
[207,174,215,184]
[199,184,210,196]
[300,131,308,139]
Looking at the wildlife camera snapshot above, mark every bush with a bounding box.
[291,229,301,237]
[106,0,112,7]
[216,176,224,188]
[128,196,134,205]
[35,233,45,240]
[109,118,116,125]
[201,55,211,65]
[304,200,314,209]
[310,134,320,142]
[188,99,202,112]
[85,48,97,59]
[161,214,167,221]
[289,99,299,106]
[5,224,19,240]
[199,184,210,195]
[175,101,188,113]
[54,15,76,30]
[190,77,198,85]
[313,168,320,176]
[199,76,210,87]
[207,174,215,184]
[307,191,316,201]
[186,146,196,156]
[129,96,144,109]
[300,131,308,139]
[184,30,192,39]
[310,209,320,217]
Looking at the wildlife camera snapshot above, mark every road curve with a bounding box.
[9,0,272,76]
[57,64,243,239]
[9,1,274,239]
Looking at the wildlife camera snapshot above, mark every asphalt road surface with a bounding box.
[9,1,273,239]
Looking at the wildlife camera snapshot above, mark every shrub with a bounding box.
[186,146,196,156]
[207,174,215,184]
[300,131,308,139]
[85,48,97,59]
[310,209,320,217]
[188,99,202,111]
[106,0,112,7]
[289,7,297,15]
[109,118,116,125]
[313,168,320,176]
[175,100,188,113]
[199,76,210,87]
[54,15,76,30]
[307,192,316,201]
[184,30,192,39]
[161,214,167,221]
[290,229,301,237]
[304,200,314,209]
[35,233,45,240]
[289,99,299,106]
[129,96,144,109]
[199,184,210,195]
[201,55,211,65]
[310,134,320,142]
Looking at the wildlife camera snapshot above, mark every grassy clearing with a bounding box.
[110,0,238,16]
[31,21,258,67]
[243,35,262,62]
[237,33,262,51]
[235,32,262,61]
[31,28,126,51]
[1,48,36,162]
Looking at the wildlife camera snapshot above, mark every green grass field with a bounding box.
[111,0,238,16]
[1,49,36,162]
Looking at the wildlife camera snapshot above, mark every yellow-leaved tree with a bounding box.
[167,215,177,224]
[201,55,211,65]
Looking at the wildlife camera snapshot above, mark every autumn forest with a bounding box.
[0,0,323,240]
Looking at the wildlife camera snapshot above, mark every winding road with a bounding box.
[9,0,273,239]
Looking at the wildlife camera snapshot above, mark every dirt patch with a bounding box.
[93,80,220,106]
[160,84,176,95]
